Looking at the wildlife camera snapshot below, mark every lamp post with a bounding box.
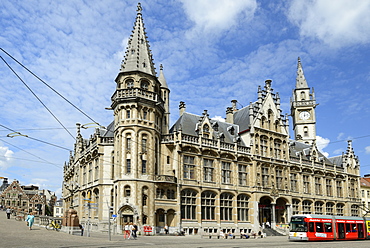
[64,181,80,209]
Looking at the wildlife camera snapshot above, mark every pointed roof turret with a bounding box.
[296,57,309,89]
[158,64,168,89]
[120,3,156,76]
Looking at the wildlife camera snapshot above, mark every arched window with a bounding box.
[220,193,233,221]
[126,79,134,88]
[301,91,306,100]
[314,201,324,214]
[141,80,149,90]
[201,191,216,220]
[181,189,197,220]
[302,200,312,214]
[304,126,308,137]
[124,186,131,197]
[326,202,334,215]
[142,187,148,206]
[336,203,344,216]
[292,199,300,215]
[237,194,249,221]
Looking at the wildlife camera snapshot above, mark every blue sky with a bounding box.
[1,0,370,197]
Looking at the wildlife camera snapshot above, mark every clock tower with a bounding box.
[291,57,317,144]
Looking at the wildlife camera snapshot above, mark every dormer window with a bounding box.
[203,124,209,133]
[228,126,235,135]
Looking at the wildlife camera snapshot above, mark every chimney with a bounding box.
[179,101,186,116]
[226,107,233,124]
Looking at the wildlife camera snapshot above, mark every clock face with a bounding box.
[299,111,310,120]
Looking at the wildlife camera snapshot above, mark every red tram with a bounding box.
[289,214,370,241]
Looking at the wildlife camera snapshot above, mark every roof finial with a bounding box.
[137,3,142,14]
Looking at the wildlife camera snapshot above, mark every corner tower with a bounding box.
[290,57,317,144]
[110,3,169,225]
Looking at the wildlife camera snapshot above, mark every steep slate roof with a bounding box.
[233,105,251,132]
[289,141,335,166]
[170,112,246,146]
[120,3,156,76]
[100,121,114,138]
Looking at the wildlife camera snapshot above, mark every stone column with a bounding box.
[271,203,276,228]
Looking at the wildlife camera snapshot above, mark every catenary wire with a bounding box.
[0,55,75,140]
[0,124,71,151]
[0,48,101,128]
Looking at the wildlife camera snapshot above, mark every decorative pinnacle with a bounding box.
[137,3,142,14]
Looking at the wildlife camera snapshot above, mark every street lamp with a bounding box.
[64,181,80,209]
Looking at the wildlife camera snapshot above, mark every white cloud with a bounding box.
[288,0,370,48]
[180,0,257,35]
[212,116,225,122]
[365,146,370,154]
[0,146,14,170]
[316,135,330,157]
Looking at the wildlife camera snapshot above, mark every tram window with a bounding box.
[324,223,332,232]
[352,224,357,232]
[309,222,315,232]
[316,223,324,232]
[346,223,351,232]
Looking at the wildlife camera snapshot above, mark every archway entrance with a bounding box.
[258,197,272,226]
[120,206,134,226]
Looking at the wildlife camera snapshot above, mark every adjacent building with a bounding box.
[63,3,362,235]
[0,178,57,216]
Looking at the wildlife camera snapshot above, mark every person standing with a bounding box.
[164,225,169,234]
[6,208,11,219]
[25,212,35,230]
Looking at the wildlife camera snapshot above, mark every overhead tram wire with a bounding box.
[0,124,71,151]
[0,138,63,169]
[0,55,75,140]
[0,48,102,129]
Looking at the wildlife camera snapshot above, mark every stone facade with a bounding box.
[62,3,362,235]
[0,179,56,216]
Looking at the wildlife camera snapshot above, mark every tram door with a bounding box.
[358,224,364,238]
[337,223,345,239]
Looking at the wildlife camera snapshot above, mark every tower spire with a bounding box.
[296,57,308,89]
[120,3,156,76]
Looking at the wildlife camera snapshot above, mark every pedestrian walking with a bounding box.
[132,223,138,240]
[25,212,35,230]
[6,208,11,219]
[164,225,169,234]
[79,224,84,236]
[124,222,130,239]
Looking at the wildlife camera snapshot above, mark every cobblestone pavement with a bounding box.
[2,212,370,248]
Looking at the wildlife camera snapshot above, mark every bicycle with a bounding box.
[45,219,61,231]
[15,215,25,221]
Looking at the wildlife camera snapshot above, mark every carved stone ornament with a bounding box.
[271,187,279,197]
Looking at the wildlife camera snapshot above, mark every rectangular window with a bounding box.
[262,167,269,187]
[142,160,147,174]
[184,155,195,179]
[336,181,343,197]
[126,110,131,119]
[238,164,247,186]
[315,177,321,195]
[303,175,310,194]
[276,168,283,189]
[126,159,131,173]
[221,162,231,184]
[142,138,147,153]
[126,138,131,151]
[203,159,214,182]
[325,179,332,196]
[290,173,297,192]
[143,110,148,120]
